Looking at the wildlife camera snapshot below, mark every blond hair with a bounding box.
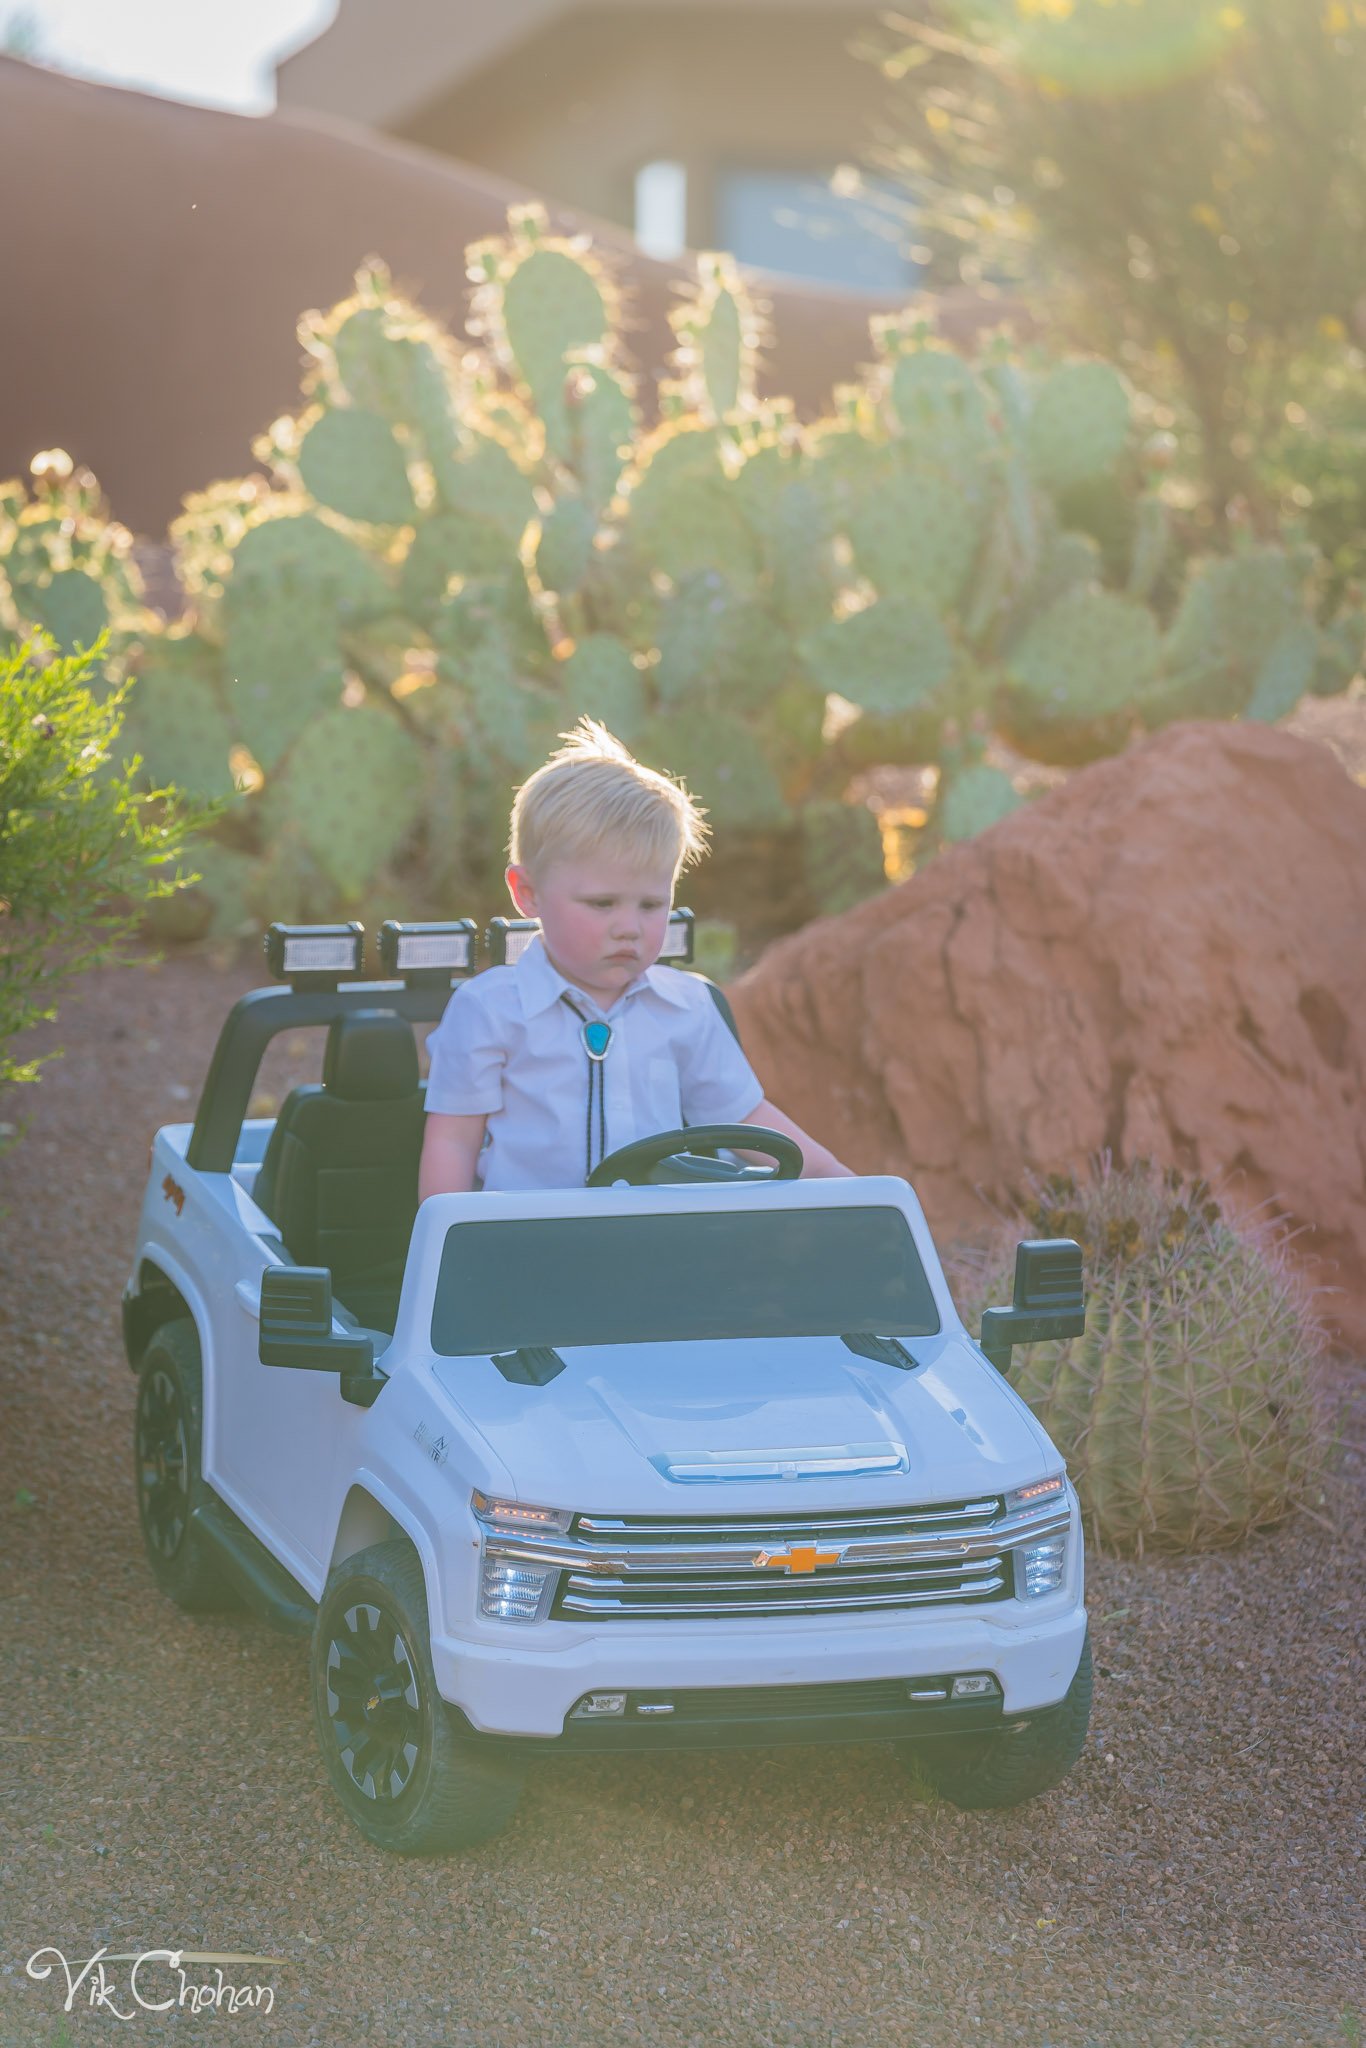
[509,718,709,879]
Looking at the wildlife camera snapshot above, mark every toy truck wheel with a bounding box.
[311,1541,524,1856]
[133,1319,240,1613]
[897,1633,1093,1811]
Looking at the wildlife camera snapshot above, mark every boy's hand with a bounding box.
[736,1099,854,1179]
[419,1112,489,1200]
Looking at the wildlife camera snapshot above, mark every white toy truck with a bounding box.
[124,916,1093,1855]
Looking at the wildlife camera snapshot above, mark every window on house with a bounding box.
[715,168,917,291]
[635,160,688,261]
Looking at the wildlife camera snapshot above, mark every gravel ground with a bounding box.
[1,952,1363,2048]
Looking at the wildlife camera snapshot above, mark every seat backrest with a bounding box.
[254,1010,424,1318]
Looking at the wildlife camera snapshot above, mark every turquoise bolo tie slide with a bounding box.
[581,1020,613,1061]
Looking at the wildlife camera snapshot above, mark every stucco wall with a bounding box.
[0,57,999,538]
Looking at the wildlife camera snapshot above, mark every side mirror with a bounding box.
[979,1238,1085,1377]
[259,1266,383,1408]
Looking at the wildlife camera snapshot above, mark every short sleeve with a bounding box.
[676,987,765,1127]
[423,983,506,1116]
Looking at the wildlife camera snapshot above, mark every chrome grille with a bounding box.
[546,1496,1018,1621]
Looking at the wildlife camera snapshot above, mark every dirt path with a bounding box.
[2,954,1362,2048]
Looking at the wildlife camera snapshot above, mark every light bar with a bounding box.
[264,922,364,987]
[471,1492,573,1534]
[378,919,477,984]
[1004,1474,1067,1516]
[485,907,695,968]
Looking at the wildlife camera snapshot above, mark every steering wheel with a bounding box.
[586,1123,803,1188]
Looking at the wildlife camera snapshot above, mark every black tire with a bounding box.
[311,1540,524,1856]
[134,1319,239,1612]
[898,1633,1093,1811]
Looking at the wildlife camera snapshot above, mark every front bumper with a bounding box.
[449,1680,1021,1754]
[430,1600,1088,1741]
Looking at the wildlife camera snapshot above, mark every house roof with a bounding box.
[277,0,877,130]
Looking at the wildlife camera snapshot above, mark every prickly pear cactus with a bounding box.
[122,631,238,802]
[936,761,1025,843]
[1024,361,1132,495]
[800,599,955,717]
[261,702,423,901]
[958,1159,1329,1555]
[296,408,418,527]
[1000,588,1163,763]
[471,207,615,466]
[107,208,1358,936]
[560,634,649,744]
[0,452,147,676]
[798,799,888,917]
[667,253,758,424]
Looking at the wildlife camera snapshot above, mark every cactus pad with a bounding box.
[297,408,418,527]
[640,710,788,831]
[937,762,1024,843]
[565,363,636,514]
[124,633,237,801]
[27,568,109,655]
[221,596,346,770]
[625,428,761,588]
[1026,362,1132,495]
[560,633,649,743]
[440,434,538,544]
[801,598,955,716]
[229,512,392,622]
[1005,587,1161,723]
[399,510,513,620]
[888,345,995,468]
[799,800,887,917]
[263,702,422,899]
[535,496,596,596]
[1245,620,1318,723]
[844,456,987,614]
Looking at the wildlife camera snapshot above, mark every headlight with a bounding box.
[471,1492,573,1535]
[1004,1473,1067,1517]
[1016,1536,1068,1599]
[480,1556,558,1622]
[472,1492,572,1622]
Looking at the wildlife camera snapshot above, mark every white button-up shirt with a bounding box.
[423,934,764,1191]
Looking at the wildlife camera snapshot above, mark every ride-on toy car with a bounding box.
[125,916,1092,1855]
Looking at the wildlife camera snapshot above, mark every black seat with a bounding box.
[254,1010,425,1333]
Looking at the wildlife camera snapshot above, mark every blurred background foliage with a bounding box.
[2,160,1363,955]
[861,0,1366,580]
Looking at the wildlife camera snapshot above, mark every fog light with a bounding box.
[950,1673,1000,1700]
[570,1693,627,1719]
[1018,1536,1068,1598]
[480,1557,556,1622]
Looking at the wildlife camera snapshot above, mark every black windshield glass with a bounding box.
[430,1206,940,1357]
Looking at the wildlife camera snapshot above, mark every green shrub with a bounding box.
[0,640,212,1131]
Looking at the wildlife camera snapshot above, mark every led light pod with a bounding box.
[264,922,364,987]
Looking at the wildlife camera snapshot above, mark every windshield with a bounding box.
[429,1205,941,1357]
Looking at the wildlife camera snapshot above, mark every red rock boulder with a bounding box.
[729,722,1366,1351]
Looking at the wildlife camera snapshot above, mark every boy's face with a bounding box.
[506,852,676,1005]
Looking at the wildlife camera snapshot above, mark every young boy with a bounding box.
[418,719,851,1197]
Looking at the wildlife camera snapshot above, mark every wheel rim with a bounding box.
[323,1601,423,1804]
[136,1366,189,1560]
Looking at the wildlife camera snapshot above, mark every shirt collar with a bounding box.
[515,931,693,1017]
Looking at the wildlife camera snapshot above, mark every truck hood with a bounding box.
[428,1331,1058,1515]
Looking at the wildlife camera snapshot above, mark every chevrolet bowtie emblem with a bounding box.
[754,1543,843,1574]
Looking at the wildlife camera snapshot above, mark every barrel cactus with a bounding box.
[958,1159,1330,1556]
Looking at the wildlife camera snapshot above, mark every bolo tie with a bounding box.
[559,993,612,1182]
